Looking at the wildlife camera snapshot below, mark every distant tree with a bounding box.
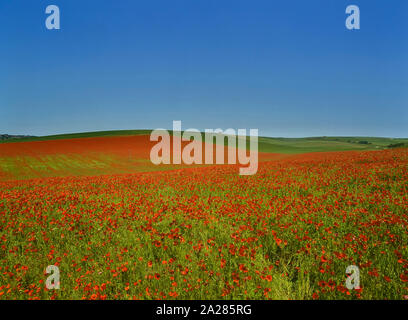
[387,142,406,148]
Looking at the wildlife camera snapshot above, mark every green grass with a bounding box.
[0,153,203,180]
[221,135,408,154]
[256,137,382,154]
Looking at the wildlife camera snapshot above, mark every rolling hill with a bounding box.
[1,130,407,180]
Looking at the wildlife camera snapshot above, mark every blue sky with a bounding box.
[1,0,407,137]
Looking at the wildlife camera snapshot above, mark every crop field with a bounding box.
[0,134,286,180]
[0,136,407,300]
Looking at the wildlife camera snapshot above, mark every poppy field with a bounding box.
[0,144,407,300]
[0,134,283,180]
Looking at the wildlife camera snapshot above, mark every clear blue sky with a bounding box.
[1,0,407,137]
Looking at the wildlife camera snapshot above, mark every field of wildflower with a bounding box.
[0,148,407,300]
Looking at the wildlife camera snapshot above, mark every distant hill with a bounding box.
[0,134,35,141]
[0,130,151,143]
[256,136,408,154]
[1,130,408,154]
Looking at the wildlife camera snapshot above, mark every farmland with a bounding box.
[1,131,407,181]
[0,132,407,300]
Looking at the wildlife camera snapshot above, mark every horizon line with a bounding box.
[2,129,408,140]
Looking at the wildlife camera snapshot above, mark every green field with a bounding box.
[256,136,408,154]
